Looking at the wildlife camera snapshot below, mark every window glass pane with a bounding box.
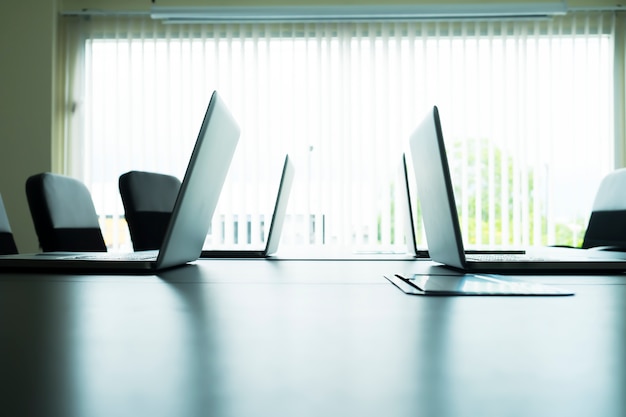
[66,13,615,252]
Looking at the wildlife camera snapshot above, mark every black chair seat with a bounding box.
[581,168,626,250]
[0,194,18,255]
[119,171,181,251]
[26,173,107,252]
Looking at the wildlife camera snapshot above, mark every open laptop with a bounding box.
[400,153,525,259]
[407,105,626,273]
[399,153,425,257]
[0,91,240,272]
[201,154,295,258]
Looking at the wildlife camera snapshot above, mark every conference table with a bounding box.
[0,257,625,417]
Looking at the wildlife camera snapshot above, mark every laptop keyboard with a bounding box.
[466,253,554,262]
[64,253,157,261]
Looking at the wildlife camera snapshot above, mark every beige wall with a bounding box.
[59,0,625,11]
[0,0,57,252]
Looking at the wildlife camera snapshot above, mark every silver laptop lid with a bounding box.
[400,153,419,257]
[409,106,467,269]
[157,91,240,269]
[264,155,295,256]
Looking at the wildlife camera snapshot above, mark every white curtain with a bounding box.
[62,12,615,252]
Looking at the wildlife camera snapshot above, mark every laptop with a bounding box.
[400,152,525,259]
[201,154,295,258]
[0,91,240,272]
[407,105,626,273]
[399,153,425,257]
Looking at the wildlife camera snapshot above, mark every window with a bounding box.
[62,12,615,252]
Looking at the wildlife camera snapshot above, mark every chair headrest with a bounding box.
[28,173,101,228]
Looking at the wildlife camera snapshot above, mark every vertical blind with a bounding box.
[62,12,615,252]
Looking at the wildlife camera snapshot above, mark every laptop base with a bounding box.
[201,250,268,258]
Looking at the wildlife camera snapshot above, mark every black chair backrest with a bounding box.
[25,173,107,252]
[582,168,626,250]
[119,171,181,251]
[0,193,18,255]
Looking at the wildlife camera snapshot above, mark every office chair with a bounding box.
[25,173,107,252]
[119,170,181,251]
[581,168,626,250]
[0,194,18,254]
